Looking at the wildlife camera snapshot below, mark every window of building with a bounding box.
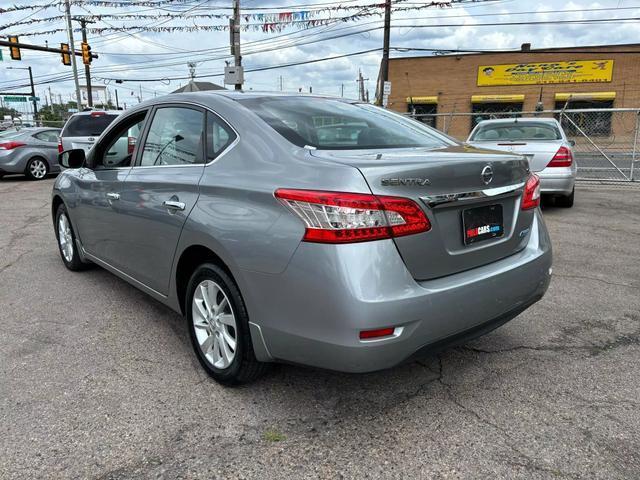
[471,102,523,130]
[409,104,437,128]
[554,100,613,137]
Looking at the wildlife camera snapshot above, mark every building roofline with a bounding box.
[389,43,640,61]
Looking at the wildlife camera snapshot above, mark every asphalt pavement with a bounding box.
[1,177,639,479]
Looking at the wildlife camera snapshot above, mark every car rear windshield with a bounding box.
[237,97,453,150]
[62,113,118,137]
[470,122,561,141]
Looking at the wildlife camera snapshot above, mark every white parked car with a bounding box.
[467,118,577,207]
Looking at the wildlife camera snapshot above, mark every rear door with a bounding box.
[115,104,208,295]
[311,145,533,280]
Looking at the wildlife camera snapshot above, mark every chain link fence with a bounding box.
[407,108,639,182]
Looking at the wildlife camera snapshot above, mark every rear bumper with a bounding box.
[242,209,552,373]
[538,166,575,196]
[0,151,26,174]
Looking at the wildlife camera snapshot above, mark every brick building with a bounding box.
[385,43,640,139]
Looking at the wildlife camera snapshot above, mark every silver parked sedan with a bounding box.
[467,118,577,207]
[0,127,62,180]
[53,92,552,385]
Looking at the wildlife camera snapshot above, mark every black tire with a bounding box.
[556,188,575,208]
[186,263,268,386]
[25,157,49,180]
[55,203,90,271]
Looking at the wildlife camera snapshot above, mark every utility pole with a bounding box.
[378,0,391,106]
[63,0,82,108]
[357,69,369,102]
[233,0,242,90]
[27,66,38,121]
[341,83,344,97]
[115,89,120,109]
[139,84,143,103]
[79,19,93,107]
[279,75,283,91]
[6,66,38,123]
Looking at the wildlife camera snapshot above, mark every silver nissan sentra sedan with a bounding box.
[53,92,552,385]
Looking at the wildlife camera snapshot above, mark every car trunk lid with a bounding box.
[467,140,564,172]
[310,145,535,280]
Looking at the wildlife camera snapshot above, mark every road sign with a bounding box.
[3,96,27,103]
[28,96,40,102]
[0,50,3,61]
[383,81,391,95]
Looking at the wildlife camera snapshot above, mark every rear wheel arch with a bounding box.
[175,245,236,315]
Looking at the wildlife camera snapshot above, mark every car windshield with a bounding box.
[62,113,119,137]
[470,122,561,141]
[237,96,453,150]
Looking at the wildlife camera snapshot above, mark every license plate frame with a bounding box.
[462,204,504,245]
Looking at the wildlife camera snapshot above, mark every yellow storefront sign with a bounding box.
[406,96,438,104]
[471,94,525,103]
[477,60,614,86]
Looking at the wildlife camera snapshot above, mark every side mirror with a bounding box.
[59,149,86,169]
[568,139,576,147]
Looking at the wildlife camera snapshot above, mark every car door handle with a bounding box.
[106,192,120,201]
[163,200,186,211]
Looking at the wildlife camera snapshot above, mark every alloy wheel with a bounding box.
[29,159,47,179]
[58,213,74,263]
[192,280,238,369]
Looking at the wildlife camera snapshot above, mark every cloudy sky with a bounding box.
[1,0,639,108]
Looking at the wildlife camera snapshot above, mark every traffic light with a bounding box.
[8,36,21,60]
[61,43,71,66]
[81,42,92,65]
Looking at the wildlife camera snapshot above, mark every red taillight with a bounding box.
[90,111,106,117]
[521,174,541,210]
[127,136,136,155]
[274,189,431,244]
[548,146,573,167]
[0,141,26,150]
[359,327,395,340]
[58,139,63,154]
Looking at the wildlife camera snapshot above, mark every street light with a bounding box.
[6,66,38,124]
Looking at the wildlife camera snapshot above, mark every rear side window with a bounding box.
[62,113,118,137]
[471,123,561,141]
[206,111,236,161]
[34,130,60,142]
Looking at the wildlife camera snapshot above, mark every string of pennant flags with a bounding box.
[1,0,478,37]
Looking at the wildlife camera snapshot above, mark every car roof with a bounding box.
[133,91,356,108]
[70,110,122,117]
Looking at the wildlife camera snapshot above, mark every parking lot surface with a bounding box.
[1,177,639,479]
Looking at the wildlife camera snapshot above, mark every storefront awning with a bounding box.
[406,96,438,104]
[471,94,525,104]
[555,92,616,101]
